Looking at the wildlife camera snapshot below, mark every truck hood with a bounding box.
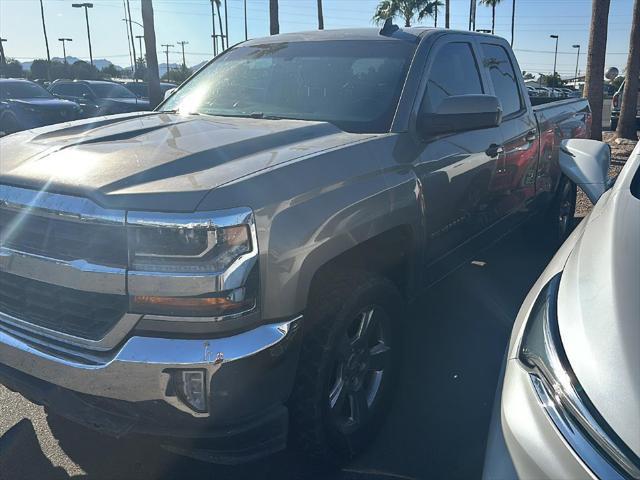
[557,179,640,457]
[0,112,365,211]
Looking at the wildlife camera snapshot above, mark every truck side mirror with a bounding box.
[559,139,611,204]
[418,94,503,137]
[164,88,176,101]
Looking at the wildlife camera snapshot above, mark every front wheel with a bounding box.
[289,270,402,466]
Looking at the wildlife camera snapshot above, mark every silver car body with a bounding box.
[484,141,640,479]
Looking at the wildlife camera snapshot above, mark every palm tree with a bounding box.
[373,0,442,28]
[141,0,161,107]
[270,0,279,35]
[317,0,324,30]
[584,0,611,141]
[445,0,450,28]
[479,0,502,35]
[616,0,640,140]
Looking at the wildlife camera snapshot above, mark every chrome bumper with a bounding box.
[0,317,301,417]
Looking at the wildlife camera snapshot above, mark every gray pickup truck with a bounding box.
[0,27,590,465]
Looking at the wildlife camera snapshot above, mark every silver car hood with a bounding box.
[557,143,640,458]
[0,112,365,211]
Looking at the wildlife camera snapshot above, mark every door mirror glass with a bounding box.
[418,94,502,137]
[559,139,611,204]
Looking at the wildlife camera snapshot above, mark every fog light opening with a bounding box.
[173,369,208,414]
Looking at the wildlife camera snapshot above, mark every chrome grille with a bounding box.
[0,270,128,340]
[0,208,127,267]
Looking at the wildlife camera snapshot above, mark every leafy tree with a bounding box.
[373,0,442,27]
[49,61,71,80]
[29,59,50,80]
[134,57,147,81]
[522,71,535,80]
[616,0,640,139]
[101,63,120,79]
[584,0,611,140]
[538,73,564,88]
[0,58,25,78]
[162,64,191,85]
[70,60,100,80]
[479,0,503,34]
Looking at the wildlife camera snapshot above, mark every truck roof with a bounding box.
[242,27,497,46]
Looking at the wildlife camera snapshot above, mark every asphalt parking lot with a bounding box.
[0,225,557,480]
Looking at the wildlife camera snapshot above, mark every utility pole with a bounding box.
[125,0,137,77]
[244,0,248,40]
[177,41,188,68]
[161,43,173,77]
[572,44,580,87]
[142,0,161,108]
[39,0,51,67]
[0,38,7,68]
[210,0,217,56]
[122,4,134,76]
[72,3,94,66]
[224,0,229,49]
[58,38,72,64]
[550,34,559,87]
[136,35,145,60]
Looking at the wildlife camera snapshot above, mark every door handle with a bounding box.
[485,144,504,158]
[525,130,537,142]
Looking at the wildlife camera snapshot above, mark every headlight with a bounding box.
[519,275,640,480]
[127,208,257,317]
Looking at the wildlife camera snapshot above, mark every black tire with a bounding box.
[532,175,577,247]
[289,270,402,466]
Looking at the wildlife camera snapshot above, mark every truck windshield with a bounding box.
[160,40,416,133]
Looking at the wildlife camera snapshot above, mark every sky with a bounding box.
[0,0,635,78]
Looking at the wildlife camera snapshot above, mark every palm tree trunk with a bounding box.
[492,4,495,34]
[270,0,279,35]
[141,0,161,108]
[445,0,450,28]
[510,0,516,46]
[584,0,611,141]
[435,6,438,27]
[317,0,324,30]
[616,0,640,139]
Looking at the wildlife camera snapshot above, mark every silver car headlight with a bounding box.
[126,208,258,317]
[519,274,640,480]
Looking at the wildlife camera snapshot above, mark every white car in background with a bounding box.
[483,139,640,479]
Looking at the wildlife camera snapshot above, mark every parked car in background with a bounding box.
[484,139,640,480]
[611,79,640,131]
[526,86,539,97]
[0,27,591,466]
[123,81,177,100]
[48,80,150,118]
[0,78,80,134]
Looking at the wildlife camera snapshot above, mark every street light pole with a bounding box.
[72,3,94,66]
[224,0,229,49]
[58,38,72,64]
[125,0,137,77]
[550,34,559,87]
[572,44,581,87]
[161,43,173,77]
[177,41,188,68]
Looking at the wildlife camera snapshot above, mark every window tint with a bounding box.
[421,42,483,113]
[0,81,53,99]
[162,40,416,133]
[52,83,90,97]
[481,44,522,116]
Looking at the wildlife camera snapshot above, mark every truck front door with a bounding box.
[409,35,505,280]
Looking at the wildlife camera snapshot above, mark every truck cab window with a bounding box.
[421,42,484,113]
[481,44,523,116]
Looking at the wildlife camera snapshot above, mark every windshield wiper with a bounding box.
[248,112,283,120]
